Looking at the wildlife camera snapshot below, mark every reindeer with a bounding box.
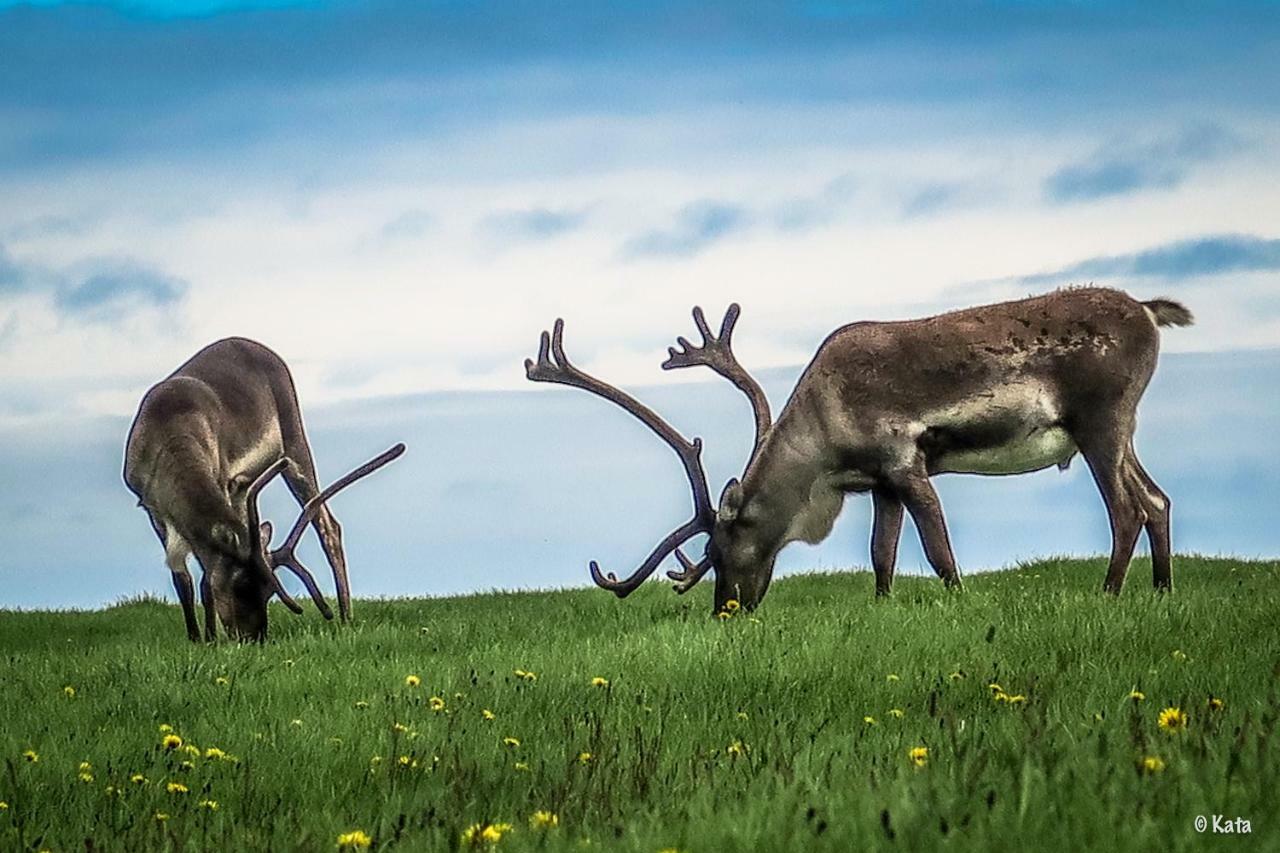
[124,337,405,641]
[527,288,1192,613]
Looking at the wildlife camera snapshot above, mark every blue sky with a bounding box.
[1,0,1278,607]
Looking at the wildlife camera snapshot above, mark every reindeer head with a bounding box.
[202,444,406,641]
[526,305,775,613]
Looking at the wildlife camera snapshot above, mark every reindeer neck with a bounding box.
[738,409,837,549]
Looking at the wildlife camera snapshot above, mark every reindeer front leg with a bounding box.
[893,471,963,590]
[871,489,904,596]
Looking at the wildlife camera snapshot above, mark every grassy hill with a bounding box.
[2,556,1278,851]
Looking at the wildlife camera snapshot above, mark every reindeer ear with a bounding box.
[228,473,253,495]
[259,521,273,549]
[717,478,744,524]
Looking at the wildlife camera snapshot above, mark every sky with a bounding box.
[1,0,1278,609]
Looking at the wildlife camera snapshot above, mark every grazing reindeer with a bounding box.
[527,288,1191,612]
[124,337,405,641]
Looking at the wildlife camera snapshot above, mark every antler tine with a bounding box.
[526,317,716,596]
[661,303,772,458]
[666,548,713,594]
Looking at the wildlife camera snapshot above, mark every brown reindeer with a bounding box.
[527,288,1191,612]
[124,337,405,641]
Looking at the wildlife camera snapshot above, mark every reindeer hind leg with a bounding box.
[1126,446,1173,591]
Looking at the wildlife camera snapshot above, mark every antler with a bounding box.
[662,304,771,459]
[526,319,714,597]
[243,458,305,615]
[264,443,407,619]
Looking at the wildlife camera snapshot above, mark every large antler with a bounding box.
[662,304,771,458]
[247,444,407,618]
[526,319,714,597]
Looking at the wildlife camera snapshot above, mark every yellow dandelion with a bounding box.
[987,682,1003,693]
[723,598,741,612]
[79,761,92,772]
[888,708,904,718]
[337,829,373,849]
[198,799,219,811]
[725,741,746,757]
[63,685,76,698]
[204,747,226,760]
[462,822,512,845]
[405,674,421,688]
[153,812,169,822]
[1129,690,1146,702]
[513,762,530,772]
[0,801,8,810]
[183,744,201,757]
[355,700,370,709]
[429,696,446,712]
[1140,755,1166,774]
[104,785,119,797]
[590,677,610,688]
[22,750,38,763]
[577,751,593,764]
[863,716,877,726]
[158,724,174,733]
[392,722,409,734]
[397,755,413,767]
[1004,694,1027,705]
[514,669,538,682]
[1171,649,1188,662]
[179,760,195,771]
[503,737,521,748]
[290,719,304,727]
[716,611,733,621]
[1158,707,1188,734]
[1208,696,1225,711]
[530,810,559,829]
[162,734,183,751]
[482,709,496,721]
[166,781,188,794]
[886,673,900,682]
[908,746,929,767]
[215,676,230,686]
[78,771,95,783]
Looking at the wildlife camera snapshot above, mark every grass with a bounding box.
[2,555,1278,851]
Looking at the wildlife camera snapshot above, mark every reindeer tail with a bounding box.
[1142,298,1195,328]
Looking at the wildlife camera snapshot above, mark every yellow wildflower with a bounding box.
[513,762,530,772]
[429,696,446,712]
[590,677,610,688]
[405,674,421,688]
[723,598,741,612]
[530,810,559,829]
[888,708,904,719]
[736,711,749,721]
[503,737,521,748]
[104,785,119,797]
[79,761,92,772]
[0,801,8,810]
[159,724,174,733]
[987,682,1003,693]
[153,812,170,822]
[392,722,409,733]
[1171,649,1188,662]
[1208,697,1225,711]
[886,673,900,682]
[284,659,296,667]
[716,611,733,621]
[514,669,537,682]
[167,781,188,794]
[482,709,496,721]
[63,685,76,698]
[130,773,148,785]
[290,719,304,727]
[179,760,195,771]
[863,716,877,726]
[337,829,373,849]
[1140,755,1166,774]
[355,700,370,709]
[22,750,38,763]
[79,771,95,783]
[1129,690,1146,702]
[725,741,746,757]
[198,799,219,811]
[462,822,513,845]
[162,734,183,751]
[577,751,593,764]
[215,676,229,686]
[908,746,929,767]
[948,672,964,681]
[204,747,227,760]
[397,755,413,767]
[183,744,201,757]
[1158,707,1188,733]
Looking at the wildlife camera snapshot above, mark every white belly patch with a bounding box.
[937,427,1077,475]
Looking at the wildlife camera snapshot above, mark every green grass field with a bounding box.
[2,556,1278,852]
